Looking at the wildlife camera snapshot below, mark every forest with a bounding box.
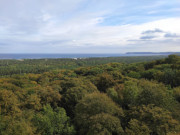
[0,55,180,135]
[0,55,166,76]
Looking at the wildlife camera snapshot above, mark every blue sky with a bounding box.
[0,0,180,53]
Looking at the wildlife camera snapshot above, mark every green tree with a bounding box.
[137,80,175,110]
[106,87,118,102]
[87,113,123,135]
[122,80,139,108]
[75,92,124,135]
[62,83,98,117]
[33,104,75,135]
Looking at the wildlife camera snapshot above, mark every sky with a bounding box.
[0,0,180,53]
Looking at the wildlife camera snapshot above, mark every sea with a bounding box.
[0,53,177,59]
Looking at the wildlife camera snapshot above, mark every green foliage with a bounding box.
[87,113,124,135]
[165,55,180,64]
[0,56,166,76]
[33,104,75,135]
[122,80,139,108]
[61,80,98,117]
[0,55,180,134]
[127,71,141,79]
[137,80,175,110]
[75,67,103,76]
[75,92,124,135]
[106,87,119,102]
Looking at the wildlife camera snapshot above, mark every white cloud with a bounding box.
[0,0,180,53]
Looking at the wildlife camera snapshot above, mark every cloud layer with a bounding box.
[0,0,180,53]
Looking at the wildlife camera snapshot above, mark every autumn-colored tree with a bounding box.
[125,119,151,135]
[0,89,21,116]
[37,86,62,108]
[96,73,115,92]
[0,55,180,135]
[0,117,36,135]
[173,87,180,102]
[25,94,42,110]
[127,104,180,135]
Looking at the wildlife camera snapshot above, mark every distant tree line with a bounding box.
[0,55,166,76]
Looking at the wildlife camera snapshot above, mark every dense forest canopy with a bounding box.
[0,55,166,76]
[0,55,180,135]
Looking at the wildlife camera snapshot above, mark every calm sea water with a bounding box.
[0,53,173,59]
